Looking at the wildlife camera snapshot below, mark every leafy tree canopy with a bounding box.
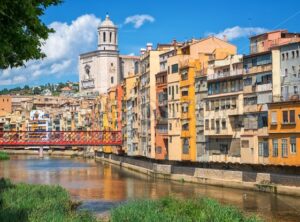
[0,0,62,69]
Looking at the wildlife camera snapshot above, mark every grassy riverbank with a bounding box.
[0,179,97,222]
[0,179,262,222]
[0,151,9,160]
[111,197,262,222]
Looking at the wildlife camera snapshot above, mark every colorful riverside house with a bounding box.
[154,49,174,160]
[242,30,300,164]
[204,54,244,163]
[178,37,236,161]
[166,51,182,161]
[122,73,138,155]
[268,101,300,166]
[138,43,175,159]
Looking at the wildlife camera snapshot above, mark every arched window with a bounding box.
[103,32,106,42]
[115,33,117,44]
[110,32,112,43]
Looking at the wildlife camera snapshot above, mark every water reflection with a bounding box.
[0,156,300,221]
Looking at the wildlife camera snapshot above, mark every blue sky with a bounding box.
[1,0,300,89]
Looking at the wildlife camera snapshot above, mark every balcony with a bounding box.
[244,64,272,75]
[207,69,243,81]
[256,83,272,92]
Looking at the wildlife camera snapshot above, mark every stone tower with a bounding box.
[96,14,119,91]
[79,14,138,94]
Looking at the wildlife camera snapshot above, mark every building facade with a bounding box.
[79,15,138,94]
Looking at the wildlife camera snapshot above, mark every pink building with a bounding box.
[250,30,300,54]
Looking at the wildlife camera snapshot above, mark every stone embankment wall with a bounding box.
[96,152,300,196]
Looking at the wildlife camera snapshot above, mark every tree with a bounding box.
[0,0,63,69]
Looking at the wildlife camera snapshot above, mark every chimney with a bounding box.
[146,43,153,51]
[140,48,146,55]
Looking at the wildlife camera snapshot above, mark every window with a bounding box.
[176,85,178,94]
[221,119,226,129]
[182,122,189,130]
[205,119,209,130]
[111,76,114,84]
[294,86,298,94]
[286,52,289,60]
[285,68,288,77]
[109,32,112,42]
[290,136,297,154]
[211,119,215,130]
[205,101,209,111]
[221,99,225,110]
[182,138,189,154]
[172,86,174,98]
[103,32,106,42]
[258,141,269,157]
[168,87,171,95]
[292,51,295,58]
[282,139,288,157]
[156,146,162,154]
[293,66,296,77]
[271,111,277,124]
[290,110,295,123]
[171,64,178,73]
[272,139,278,157]
[282,53,285,61]
[169,123,172,130]
[297,50,299,58]
[244,77,252,86]
[282,111,288,123]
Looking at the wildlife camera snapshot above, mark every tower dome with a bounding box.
[100,14,115,28]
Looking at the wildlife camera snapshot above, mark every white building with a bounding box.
[79,14,139,94]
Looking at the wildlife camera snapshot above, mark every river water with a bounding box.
[0,155,300,222]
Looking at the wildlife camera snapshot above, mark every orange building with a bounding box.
[155,67,168,160]
[0,95,12,116]
[268,101,300,166]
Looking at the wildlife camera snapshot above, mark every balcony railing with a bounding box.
[243,64,272,75]
[207,69,243,81]
[256,83,272,92]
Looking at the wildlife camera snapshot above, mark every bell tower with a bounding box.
[98,14,118,51]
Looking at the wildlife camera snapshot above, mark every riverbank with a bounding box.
[95,152,300,197]
[0,179,261,222]
[0,179,97,222]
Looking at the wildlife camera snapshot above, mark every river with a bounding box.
[0,155,299,222]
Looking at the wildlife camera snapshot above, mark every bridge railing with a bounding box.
[0,131,122,146]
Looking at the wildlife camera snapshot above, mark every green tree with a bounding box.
[0,0,63,69]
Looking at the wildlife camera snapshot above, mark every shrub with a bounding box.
[0,151,9,160]
[0,179,98,222]
[110,197,262,222]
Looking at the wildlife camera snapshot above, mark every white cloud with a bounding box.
[124,14,154,28]
[208,26,269,41]
[0,14,101,86]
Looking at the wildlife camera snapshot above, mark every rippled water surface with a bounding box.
[1,155,300,221]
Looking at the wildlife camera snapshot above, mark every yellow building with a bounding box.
[268,101,300,166]
[122,74,138,155]
[178,37,236,161]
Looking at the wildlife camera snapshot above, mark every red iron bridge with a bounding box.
[0,131,122,147]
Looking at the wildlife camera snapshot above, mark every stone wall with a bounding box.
[96,152,300,196]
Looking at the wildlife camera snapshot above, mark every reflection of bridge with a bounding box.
[0,131,122,147]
